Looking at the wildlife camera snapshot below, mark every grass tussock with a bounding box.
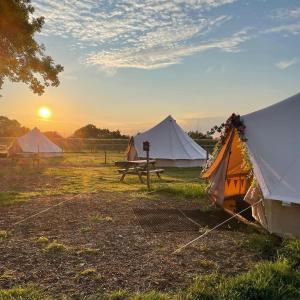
[103,290,175,300]
[35,236,49,245]
[77,247,100,256]
[0,269,16,283]
[80,226,92,233]
[76,268,103,283]
[129,291,172,300]
[0,230,9,240]
[43,241,67,255]
[90,214,113,223]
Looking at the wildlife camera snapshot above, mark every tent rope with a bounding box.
[12,195,77,226]
[172,198,263,255]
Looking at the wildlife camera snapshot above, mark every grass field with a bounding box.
[0,152,298,299]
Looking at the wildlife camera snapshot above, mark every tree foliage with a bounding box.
[0,115,29,136]
[43,131,63,140]
[0,0,63,95]
[73,124,129,139]
[188,130,212,140]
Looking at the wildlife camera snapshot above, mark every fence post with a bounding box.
[143,141,150,189]
[104,147,107,164]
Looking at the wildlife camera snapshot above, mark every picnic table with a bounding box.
[115,160,164,183]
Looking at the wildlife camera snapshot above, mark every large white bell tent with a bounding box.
[203,93,300,237]
[8,127,63,157]
[127,116,207,167]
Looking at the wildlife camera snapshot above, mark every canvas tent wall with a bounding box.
[203,93,300,237]
[8,127,63,157]
[127,116,207,167]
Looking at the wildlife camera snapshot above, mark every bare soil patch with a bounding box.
[0,192,260,298]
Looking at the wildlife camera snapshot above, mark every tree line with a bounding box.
[0,116,212,140]
[0,116,129,139]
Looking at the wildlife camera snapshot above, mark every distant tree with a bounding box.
[0,116,29,136]
[73,124,129,139]
[188,130,212,140]
[43,131,63,140]
[0,0,63,95]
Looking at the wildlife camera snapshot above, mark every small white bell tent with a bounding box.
[8,127,62,157]
[203,92,300,237]
[127,116,207,167]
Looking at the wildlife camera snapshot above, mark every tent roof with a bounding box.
[133,115,207,160]
[16,127,62,153]
[242,93,300,203]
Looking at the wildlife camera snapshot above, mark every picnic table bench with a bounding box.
[115,160,164,183]
[11,153,41,166]
[0,145,7,157]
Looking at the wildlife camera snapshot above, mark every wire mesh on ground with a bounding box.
[133,208,243,233]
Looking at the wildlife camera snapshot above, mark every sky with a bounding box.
[1,0,300,136]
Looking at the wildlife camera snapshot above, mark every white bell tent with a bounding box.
[203,92,300,237]
[127,116,207,167]
[8,127,62,157]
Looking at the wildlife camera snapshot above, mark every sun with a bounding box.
[38,107,52,119]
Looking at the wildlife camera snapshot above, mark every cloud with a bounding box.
[32,1,300,72]
[272,7,300,20]
[86,28,252,70]
[267,7,300,36]
[275,57,299,70]
[262,23,300,36]
[32,0,241,70]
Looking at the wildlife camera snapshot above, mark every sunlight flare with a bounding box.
[38,107,52,119]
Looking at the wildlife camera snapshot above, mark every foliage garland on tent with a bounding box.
[202,113,250,174]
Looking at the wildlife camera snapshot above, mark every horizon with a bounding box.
[1,0,300,136]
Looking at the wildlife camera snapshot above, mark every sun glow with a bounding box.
[38,107,52,119]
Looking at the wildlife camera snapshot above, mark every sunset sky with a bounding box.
[1,0,300,136]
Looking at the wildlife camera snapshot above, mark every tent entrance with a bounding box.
[223,131,253,221]
[203,129,254,221]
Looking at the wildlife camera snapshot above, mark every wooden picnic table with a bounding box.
[115,160,164,183]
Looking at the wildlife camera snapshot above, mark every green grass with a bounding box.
[0,285,51,300]
[149,183,207,199]
[0,152,205,206]
[278,239,300,268]
[0,191,39,206]
[185,238,300,300]
[236,232,281,258]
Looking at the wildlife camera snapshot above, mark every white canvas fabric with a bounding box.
[133,116,207,167]
[16,127,62,155]
[243,93,300,204]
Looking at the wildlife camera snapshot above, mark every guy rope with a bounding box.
[172,198,263,254]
